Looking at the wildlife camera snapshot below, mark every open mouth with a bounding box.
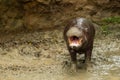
[68,36,82,47]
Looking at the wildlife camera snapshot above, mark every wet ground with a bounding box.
[0,29,120,80]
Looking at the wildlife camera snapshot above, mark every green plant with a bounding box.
[102,16,120,24]
[100,16,120,35]
[101,25,111,35]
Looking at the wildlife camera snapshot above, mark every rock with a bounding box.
[24,14,39,29]
[84,5,95,11]
[18,0,33,3]
[36,0,50,5]
[95,0,110,5]
[15,19,24,29]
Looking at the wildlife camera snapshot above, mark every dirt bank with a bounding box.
[0,0,120,31]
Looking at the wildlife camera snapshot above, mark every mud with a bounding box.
[0,29,120,80]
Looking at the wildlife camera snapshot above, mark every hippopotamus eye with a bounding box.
[84,28,88,32]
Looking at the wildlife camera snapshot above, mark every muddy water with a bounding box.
[0,30,120,80]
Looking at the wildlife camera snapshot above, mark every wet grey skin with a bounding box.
[64,18,95,71]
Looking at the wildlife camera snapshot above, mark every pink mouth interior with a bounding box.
[70,36,79,43]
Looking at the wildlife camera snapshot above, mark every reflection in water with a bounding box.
[36,50,120,80]
[57,51,120,80]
